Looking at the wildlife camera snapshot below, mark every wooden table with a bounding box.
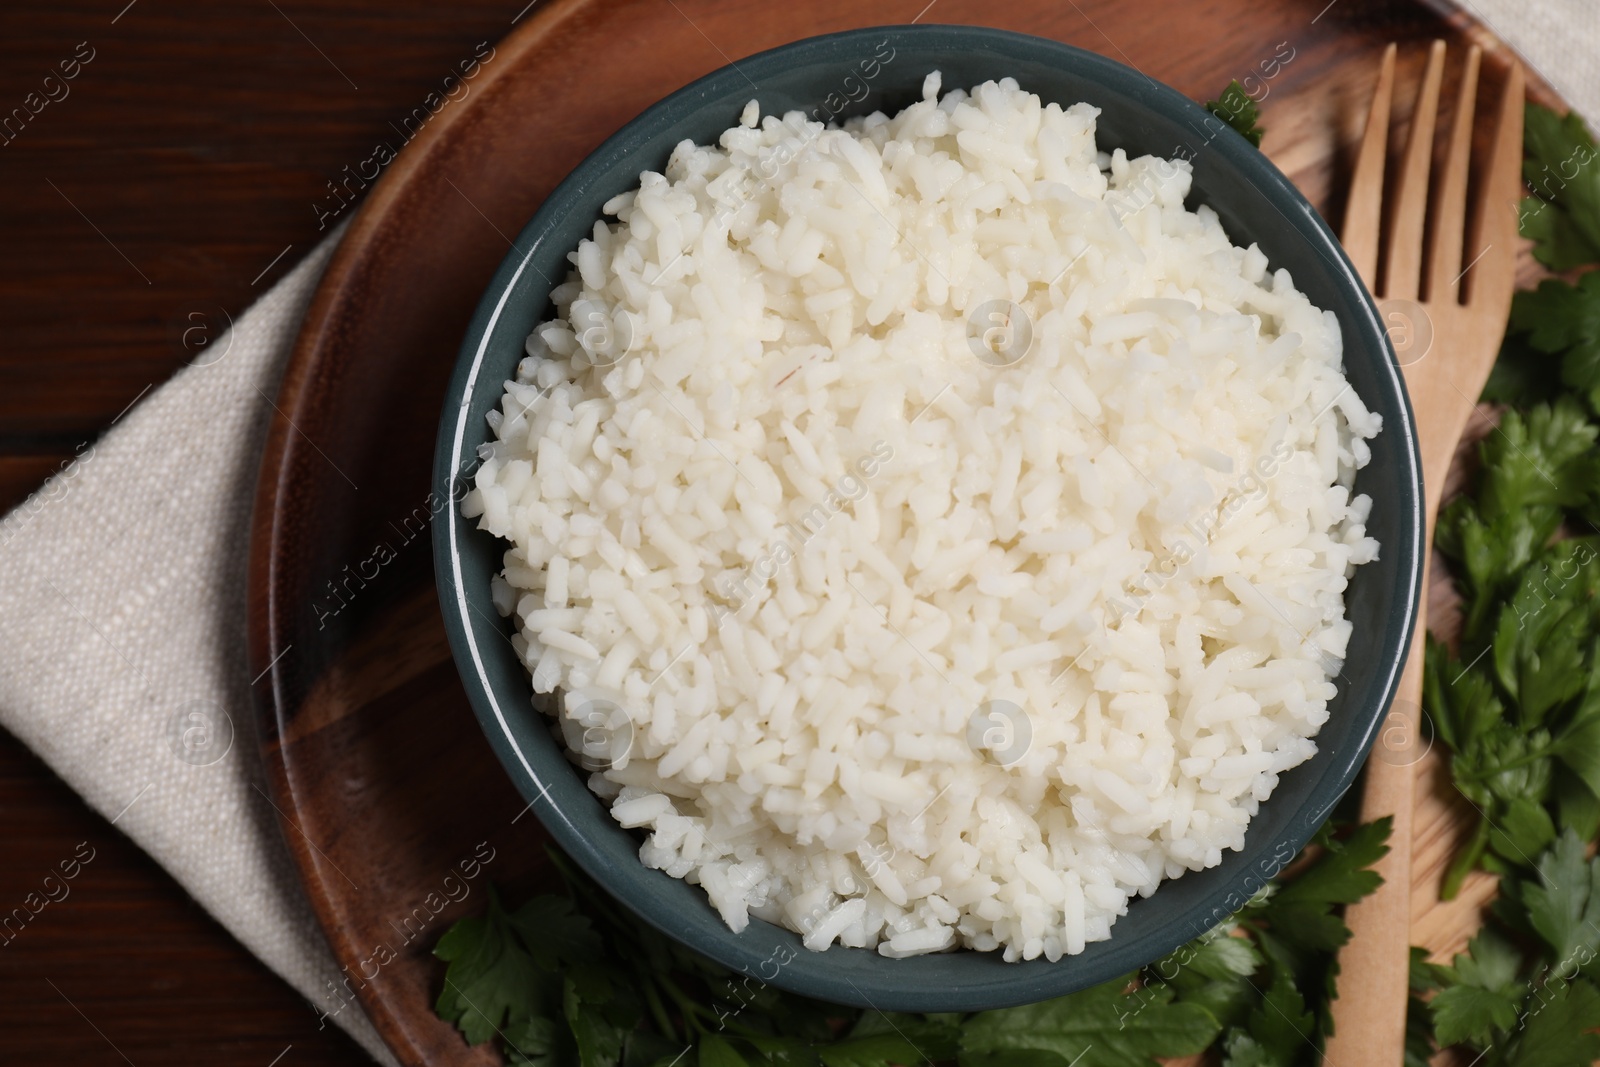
[0,2,523,1061]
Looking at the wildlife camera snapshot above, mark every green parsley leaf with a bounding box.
[698,1033,748,1067]
[1217,1031,1273,1067]
[1425,635,1505,755]
[566,973,637,1067]
[957,1053,1074,1067]
[1405,952,1440,1067]
[1205,81,1265,147]
[1554,764,1600,839]
[1409,945,1449,995]
[820,1013,958,1067]
[1555,712,1600,804]
[623,1031,687,1067]
[434,887,556,1046]
[1520,830,1600,968]
[1182,929,1263,982]
[1430,985,1522,1050]
[1520,197,1600,273]
[959,975,1221,1067]
[1482,327,1565,408]
[1504,979,1600,1066]
[1429,930,1525,1047]
[507,895,606,970]
[1510,273,1600,417]
[1490,546,1600,727]
[1240,967,1313,1062]
[1458,715,1547,817]
[1488,795,1558,868]
[1450,928,1523,993]
[1435,398,1600,642]
[1270,816,1391,909]
[1520,103,1600,270]
[504,1015,562,1067]
[1512,274,1600,361]
[1146,923,1262,1032]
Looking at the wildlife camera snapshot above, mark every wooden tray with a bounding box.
[246,2,1566,1063]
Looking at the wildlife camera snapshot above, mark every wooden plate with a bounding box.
[247,1,1566,1063]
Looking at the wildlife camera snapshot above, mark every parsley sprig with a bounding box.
[1411,101,1600,1066]
[1425,101,1600,899]
[432,821,1387,1067]
[1521,104,1600,271]
[1205,81,1266,147]
[1410,832,1600,1067]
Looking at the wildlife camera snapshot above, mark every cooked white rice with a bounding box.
[463,73,1381,961]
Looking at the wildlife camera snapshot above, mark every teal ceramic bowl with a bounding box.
[434,25,1422,1011]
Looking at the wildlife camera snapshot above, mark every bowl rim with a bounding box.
[433,22,1423,1011]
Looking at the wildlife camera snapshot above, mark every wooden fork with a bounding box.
[1321,41,1524,1064]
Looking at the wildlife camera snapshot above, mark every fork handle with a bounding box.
[1321,567,1428,1064]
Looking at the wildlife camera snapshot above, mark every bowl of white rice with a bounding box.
[434,25,1422,1010]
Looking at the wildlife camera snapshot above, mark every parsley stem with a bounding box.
[1441,819,1490,901]
[700,997,766,1040]
[661,977,768,1039]
[643,978,679,1043]
[1473,747,1554,773]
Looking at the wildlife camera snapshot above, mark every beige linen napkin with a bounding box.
[0,7,1592,1066]
[1467,0,1599,121]
[0,229,396,1065]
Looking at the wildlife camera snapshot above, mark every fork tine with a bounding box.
[1383,40,1447,300]
[1426,46,1481,303]
[1462,60,1525,307]
[1343,43,1397,289]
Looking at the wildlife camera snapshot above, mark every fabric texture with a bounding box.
[0,8,1592,1065]
[1465,0,1599,122]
